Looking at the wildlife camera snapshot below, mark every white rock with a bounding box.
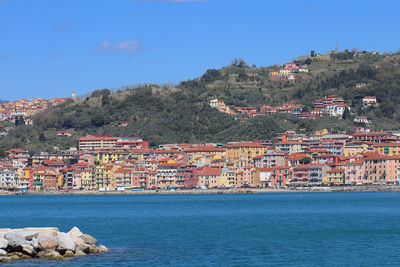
[74,250,86,256]
[26,227,59,237]
[55,232,76,253]
[4,231,27,248]
[21,244,35,255]
[98,245,109,253]
[0,238,8,249]
[67,227,83,239]
[37,235,56,251]
[30,237,39,250]
[20,231,39,241]
[0,249,6,256]
[37,250,63,259]
[0,229,11,239]
[82,234,97,245]
[64,250,75,257]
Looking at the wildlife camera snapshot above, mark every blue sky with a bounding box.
[0,0,399,100]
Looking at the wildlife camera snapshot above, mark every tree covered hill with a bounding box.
[1,49,400,153]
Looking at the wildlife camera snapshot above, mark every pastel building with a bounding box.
[362,155,400,184]
[157,163,180,189]
[342,160,364,185]
[263,150,286,168]
[275,141,304,155]
[270,166,291,188]
[373,143,400,156]
[323,168,345,185]
[197,167,222,188]
[225,142,265,167]
[309,164,330,186]
[0,168,15,189]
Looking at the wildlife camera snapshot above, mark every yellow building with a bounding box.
[219,168,230,188]
[373,143,400,156]
[323,168,345,186]
[315,129,329,135]
[20,167,31,189]
[209,98,226,109]
[57,174,63,189]
[344,142,372,157]
[95,164,106,189]
[279,69,291,75]
[183,146,226,164]
[95,151,127,164]
[225,142,265,167]
[81,169,94,190]
[103,166,113,189]
[269,71,279,77]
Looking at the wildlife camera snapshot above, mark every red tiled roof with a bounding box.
[287,153,307,160]
[374,142,400,147]
[200,167,221,176]
[257,168,272,172]
[158,163,181,167]
[225,142,265,148]
[183,146,225,153]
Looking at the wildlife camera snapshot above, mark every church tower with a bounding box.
[72,90,76,101]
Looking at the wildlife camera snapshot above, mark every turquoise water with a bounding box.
[1,192,400,266]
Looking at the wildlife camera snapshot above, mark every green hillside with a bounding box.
[1,49,400,153]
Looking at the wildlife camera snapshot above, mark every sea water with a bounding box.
[1,192,400,266]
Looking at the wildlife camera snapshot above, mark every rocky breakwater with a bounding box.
[0,227,108,262]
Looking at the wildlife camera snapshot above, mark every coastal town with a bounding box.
[0,96,68,129]
[211,93,375,122]
[1,128,400,192]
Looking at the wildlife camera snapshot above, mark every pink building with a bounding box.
[362,155,400,184]
[132,168,148,188]
[197,167,222,188]
[242,166,259,187]
[291,165,309,186]
[263,150,286,168]
[178,165,201,189]
[342,160,364,185]
[270,166,291,188]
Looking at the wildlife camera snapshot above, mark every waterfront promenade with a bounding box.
[2,185,400,196]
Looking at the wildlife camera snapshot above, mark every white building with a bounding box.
[362,96,377,106]
[326,104,349,117]
[0,168,15,189]
[354,116,371,124]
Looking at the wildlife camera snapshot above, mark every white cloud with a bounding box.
[95,40,142,57]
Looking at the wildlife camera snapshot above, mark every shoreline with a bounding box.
[2,185,400,196]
